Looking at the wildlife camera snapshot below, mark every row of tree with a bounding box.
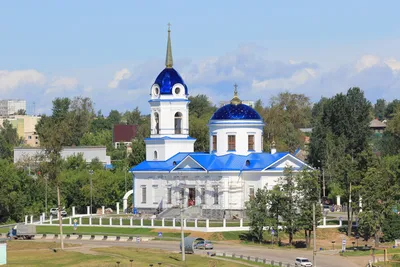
[246,168,320,248]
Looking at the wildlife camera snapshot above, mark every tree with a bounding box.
[297,169,321,248]
[279,167,300,244]
[188,94,216,118]
[0,120,21,161]
[16,109,26,115]
[385,99,400,119]
[107,110,122,125]
[359,155,400,246]
[124,107,142,125]
[36,98,75,250]
[387,106,400,137]
[374,99,386,121]
[246,185,271,243]
[68,97,95,145]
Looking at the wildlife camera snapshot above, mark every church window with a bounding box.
[141,186,147,203]
[228,135,236,151]
[249,186,255,200]
[167,187,172,204]
[213,185,219,205]
[175,87,181,95]
[248,135,255,150]
[201,187,206,205]
[154,112,160,134]
[152,185,158,204]
[154,151,158,160]
[212,135,217,151]
[180,187,185,201]
[154,87,159,95]
[174,112,182,134]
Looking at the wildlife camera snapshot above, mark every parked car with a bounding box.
[194,240,214,250]
[50,208,67,217]
[295,257,312,267]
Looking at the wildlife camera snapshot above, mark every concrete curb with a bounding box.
[24,234,154,242]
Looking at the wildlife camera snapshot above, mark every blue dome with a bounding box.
[154,68,188,95]
[211,103,262,120]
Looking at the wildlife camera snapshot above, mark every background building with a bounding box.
[0,115,41,147]
[0,99,26,116]
[113,124,138,149]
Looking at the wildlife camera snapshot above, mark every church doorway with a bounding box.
[188,188,196,206]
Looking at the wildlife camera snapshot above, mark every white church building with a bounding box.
[131,27,310,218]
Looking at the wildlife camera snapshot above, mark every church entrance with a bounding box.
[188,188,196,206]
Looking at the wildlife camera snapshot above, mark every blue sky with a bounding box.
[1,1,400,114]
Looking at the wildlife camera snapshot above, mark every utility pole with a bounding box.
[313,203,317,267]
[322,169,326,198]
[180,200,185,261]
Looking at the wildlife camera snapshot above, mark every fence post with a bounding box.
[323,216,327,226]
[183,219,187,228]
[72,206,75,216]
[89,217,92,226]
[69,217,72,225]
[223,218,226,228]
[25,215,28,224]
[206,219,210,228]
[151,218,154,227]
[240,218,243,227]
[42,212,46,222]
[195,219,198,228]
[120,217,122,226]
[87,206,90,215]
[130,217,133,227]
[172,218,176,227]
[109,217,112,226]
[79,217,82,225]
[50,216,53,225]
[162,218,165,227]
[116,202,120,215]
[140,218,144,227]
[102,206,105,215]
[30,215,33,224]
[99,217,102,226]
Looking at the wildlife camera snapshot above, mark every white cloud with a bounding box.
[108,68,131,89]
[0,69,46,92]
[385,58,400,72]
[45,76,79,94]
[355,55,380,72]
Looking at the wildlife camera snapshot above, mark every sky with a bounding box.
[1,1,400,115]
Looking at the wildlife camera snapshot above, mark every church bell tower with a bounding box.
[145,25,196,161]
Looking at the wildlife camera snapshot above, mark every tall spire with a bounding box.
[230,83,242,105]
[165,23,173,68]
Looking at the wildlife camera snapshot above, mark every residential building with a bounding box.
[113,124,138,149]
[370,118,387,135]
[0,100,26,116]
[0,115,41,146]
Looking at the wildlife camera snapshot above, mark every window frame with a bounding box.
[212,135,217,151]
[141,186,147,204]
[248,135,255,151]
[228,135,236,151]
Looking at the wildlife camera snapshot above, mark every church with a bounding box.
[130,27,310,218]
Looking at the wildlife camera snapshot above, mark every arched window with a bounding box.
[154,150,158,160]
[174,112,182,134]
[154,112,160,134]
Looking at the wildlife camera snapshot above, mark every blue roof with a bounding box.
[131,152,293,172]
[210,103,262,120]
[154,68,188,95]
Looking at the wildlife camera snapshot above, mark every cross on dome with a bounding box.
[230,83,242,105]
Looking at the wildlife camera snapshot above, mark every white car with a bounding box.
[50,208,67,217]
[295,257,313,267]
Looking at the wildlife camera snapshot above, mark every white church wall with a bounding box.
[208,122,264,155]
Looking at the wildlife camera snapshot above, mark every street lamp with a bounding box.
[89,170,94,216]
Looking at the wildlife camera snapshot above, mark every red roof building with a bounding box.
[113,125,138,148]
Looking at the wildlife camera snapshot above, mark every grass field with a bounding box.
[6,241,261,266]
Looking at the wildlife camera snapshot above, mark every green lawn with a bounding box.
[35,226,189,238]
[341,247,400,257]
[6,241,252,267]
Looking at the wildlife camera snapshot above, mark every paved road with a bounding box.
[38,239,363,267]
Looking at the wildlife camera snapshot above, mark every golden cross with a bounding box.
[234,83,238,96]
[168,22,171,31]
